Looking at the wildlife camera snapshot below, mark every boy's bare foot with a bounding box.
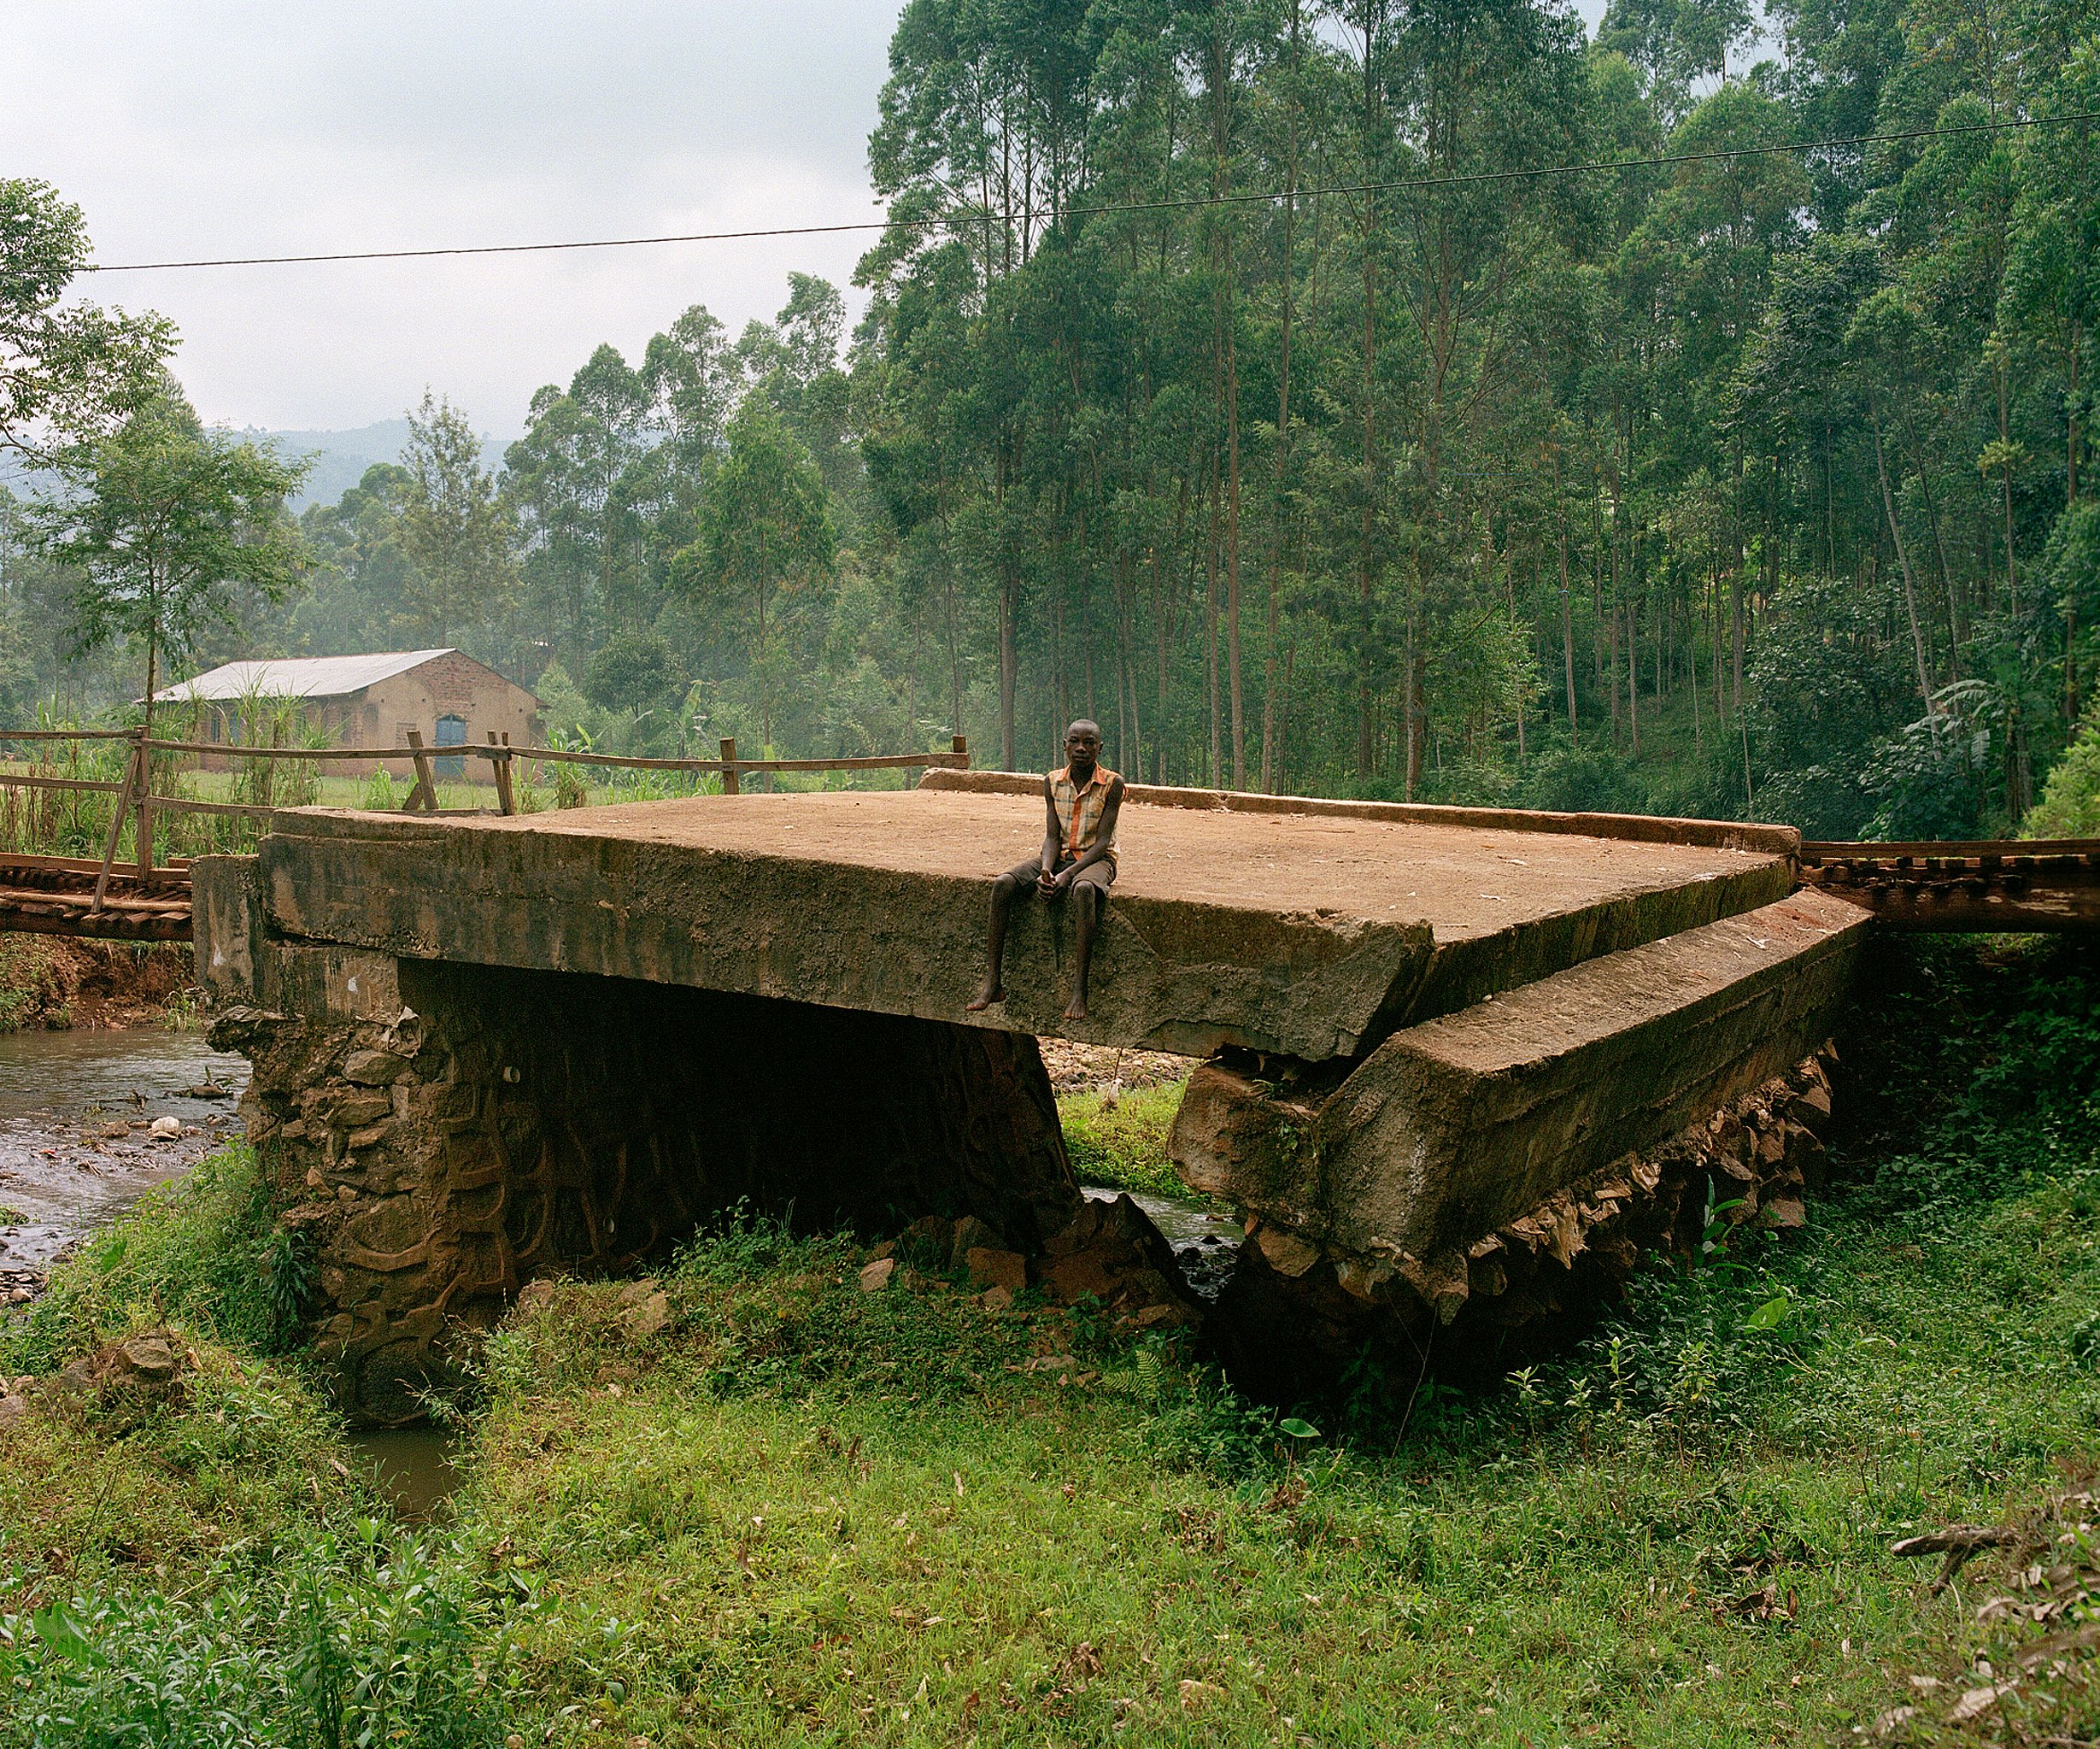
[966,984,1004,1012]
[1063,994,1088,1021]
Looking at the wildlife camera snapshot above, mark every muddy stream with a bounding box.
[0,1028,248,1287]
[0,1028,462,1516]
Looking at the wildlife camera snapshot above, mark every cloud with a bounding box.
[3,2,904,436]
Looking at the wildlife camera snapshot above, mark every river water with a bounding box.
[0,1028,248,1297]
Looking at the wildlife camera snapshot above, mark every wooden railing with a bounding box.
[0,727,971,912]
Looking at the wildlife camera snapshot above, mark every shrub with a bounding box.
[2026,694,2100,837]
[1521,744,1648,813]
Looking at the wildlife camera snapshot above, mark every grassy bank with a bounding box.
[1059,1077,1194,1200]
[3,936,2097,1746]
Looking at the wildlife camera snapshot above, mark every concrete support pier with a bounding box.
[1171,888,1871,1394]
[200,857,1076,1423]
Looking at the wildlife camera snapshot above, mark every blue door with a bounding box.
[434,713,467,779]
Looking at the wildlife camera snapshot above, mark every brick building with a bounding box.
[155,649,542,780]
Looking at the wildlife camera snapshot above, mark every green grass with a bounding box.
[3,1141,311,1376]
[1057,1077,1198,1199]
[2,938,2097,1745]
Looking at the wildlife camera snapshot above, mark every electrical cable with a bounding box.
[80,107,2100,274]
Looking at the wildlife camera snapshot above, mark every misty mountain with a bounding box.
[246,420,507,512]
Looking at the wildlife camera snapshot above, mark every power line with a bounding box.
[82,108,2097,275]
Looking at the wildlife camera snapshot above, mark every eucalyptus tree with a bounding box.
[0,179,172,467]
[394,393,517,649]
[678,399,837,752]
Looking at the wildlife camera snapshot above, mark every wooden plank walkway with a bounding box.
[1798,839,2100,932]
[0,855,194,941]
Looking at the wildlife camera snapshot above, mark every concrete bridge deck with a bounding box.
[194,781,1868,1419]
[232,785,1796,1062]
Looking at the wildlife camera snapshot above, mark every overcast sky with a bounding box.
[7,2,906,437]
[7,2,1604,442]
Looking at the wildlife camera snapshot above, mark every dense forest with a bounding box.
[3,0,2097,838]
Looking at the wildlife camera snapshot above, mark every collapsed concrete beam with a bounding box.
[1170,887,1872,1274]
[1205,1049,1841,1402]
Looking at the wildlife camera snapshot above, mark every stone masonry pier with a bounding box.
[193,779,1867,1417]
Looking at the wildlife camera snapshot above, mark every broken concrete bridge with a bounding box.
[195,772,1869,1418]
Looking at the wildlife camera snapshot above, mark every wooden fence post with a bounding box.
[404,729,438,813]
[90,732,144,915]
[719,737,740,796]
[953,735,968,766]
[135,735,154,877]
[489,731,515,815]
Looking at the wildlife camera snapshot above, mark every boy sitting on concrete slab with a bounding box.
[968,719,1126,1022]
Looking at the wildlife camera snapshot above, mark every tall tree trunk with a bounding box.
[1997,361,2021,618]
[1352,8,1381,782]
[2069,320,2082,724]
[1355,243,1378,779]
[1870,402,1938,713]
[995,443,1018,769]
[139,610,156,872]
[1224,268,1246,790]
[1205,464,1222,789]
[1260,0,1302,795]
[1557,448,1577,748]
[1913,452,1961,678]
[1626,599,1639,755]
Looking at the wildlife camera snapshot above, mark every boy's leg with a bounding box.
[1063,863,1113,1021]
[968,860,1039,1010]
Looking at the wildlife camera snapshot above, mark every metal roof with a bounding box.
[153,650,462,703]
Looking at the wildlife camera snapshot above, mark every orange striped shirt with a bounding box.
[1050,764,1119,862]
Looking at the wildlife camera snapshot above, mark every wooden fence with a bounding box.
[0,728,971,913]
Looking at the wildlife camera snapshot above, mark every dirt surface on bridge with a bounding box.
[435,788,1784,942]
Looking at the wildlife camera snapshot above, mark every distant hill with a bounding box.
[243,420,411,511]
[3,421,509,515]
[246,420,509,513]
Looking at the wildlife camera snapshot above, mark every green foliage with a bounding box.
[1522,742,1650,813]
[1860,679,2004,840]
[583,628,683,718]
[0,1527,523,1749]
[3,1142,311,1373]
[2027,692,2100,836]
[3,943,2098,1741]
[674,397,836,749]
[1056,1077,1193,1198]
[26,390,308,710]
[390,391,517,646]
[0,178,173,467]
